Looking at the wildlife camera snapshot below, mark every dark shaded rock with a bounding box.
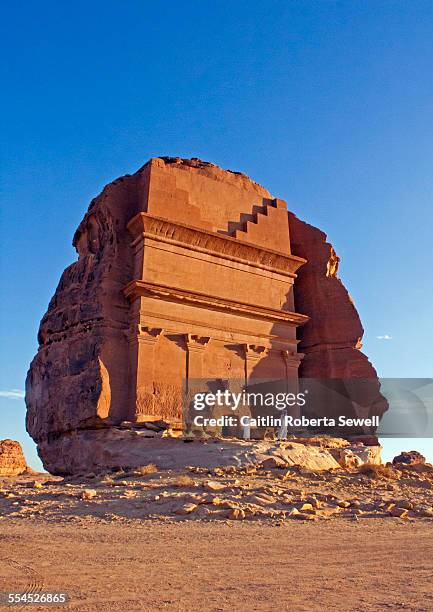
[392,450,426,465]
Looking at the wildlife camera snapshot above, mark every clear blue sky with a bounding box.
[1,1,432,469]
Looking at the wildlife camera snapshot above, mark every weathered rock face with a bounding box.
[25,170,143,446]
[26,158,386,474]
[288,214,367,375]
[288,213,388,423]
[0,440,27,476]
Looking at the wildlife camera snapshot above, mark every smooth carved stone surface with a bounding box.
[26,157,386,474]
[0,439,27,476]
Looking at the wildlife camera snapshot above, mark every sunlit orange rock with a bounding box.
[288,213,387,427]
[0,439,27,476]
[26,158,385,474]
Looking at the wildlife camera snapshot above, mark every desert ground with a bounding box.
[1,459,432,611]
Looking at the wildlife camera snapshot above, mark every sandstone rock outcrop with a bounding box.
[23,431,381,475]
[26,157,386,474]
[288,214,373,378]
[288,213,388,426]
[0,439,27,476]
[392,450,426,466]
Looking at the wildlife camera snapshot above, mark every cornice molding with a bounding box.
[123,279,309,327]
[127,212,306,278]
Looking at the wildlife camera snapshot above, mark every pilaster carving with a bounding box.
[186,334,211,351]
[243,343,269,382]
[139,326,164,342]
[186,334,210,381]
[129,326,163,420]
[281,349,304,369]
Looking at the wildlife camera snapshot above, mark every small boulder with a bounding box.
[121,490,137,498]
[299,503,315,513]
[331,449,361,469]
[391,499,413,510]
[389,506,409,518]
[259,456,287,469]
[337,500,350,508]
[250,494,276,505]
[212,498,237,509]
[0,440,27,476]
[306,497,321,509]
[227,508,245,520]
[292,512,316,521]
[418,507,433,517]
[392,451,426,466]
[203,480,226,491]
[175,502,198,515]
[287,507,300,517]
[81,489,97,500]
[175,502,198,516]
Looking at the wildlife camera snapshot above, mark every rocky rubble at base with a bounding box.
[1,453,431,526]
[0,440,28,476]
[33,431,382,475]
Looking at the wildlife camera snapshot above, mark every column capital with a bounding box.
[243,343,269,360]
[281,349,304,365]
[127,325,164,345]
[186,334,211,351]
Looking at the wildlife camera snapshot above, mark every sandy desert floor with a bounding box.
[1,520,433,611]
[1,461,432,611]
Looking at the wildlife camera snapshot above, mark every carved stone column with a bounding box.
[281,349,304,421]
[186,334,210,386]
[281,349,304,381]
[244,344,268,383]
[184,335,210,431]
[128,324,163,420]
